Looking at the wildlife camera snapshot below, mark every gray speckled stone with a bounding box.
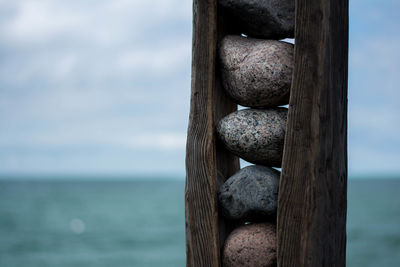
[219,165,280,221]
[216,108,287,167]
[223,223,277,267]
[220,36,294,108]
[219,0,294,39]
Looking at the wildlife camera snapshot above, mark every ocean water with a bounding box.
[0,178,399,267]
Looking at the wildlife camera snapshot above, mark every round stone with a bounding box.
[216,108,287,167]
[223,223,277,267]
[219,35,294,108]
[219,0,294,39]
[219,165,280,221]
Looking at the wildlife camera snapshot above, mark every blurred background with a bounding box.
[0,0,399,266]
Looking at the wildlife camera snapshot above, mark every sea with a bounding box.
[0,178,399,267]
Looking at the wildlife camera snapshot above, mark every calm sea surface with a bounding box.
[0,178,399,267]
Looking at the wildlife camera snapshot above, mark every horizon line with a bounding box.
[0,172,399,181]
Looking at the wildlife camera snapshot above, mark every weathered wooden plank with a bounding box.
[214,6,241,253]
[214,63,240,252]
[277,0,348,266]
[185,0,239,266]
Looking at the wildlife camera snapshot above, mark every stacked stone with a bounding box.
[216,1,295,266]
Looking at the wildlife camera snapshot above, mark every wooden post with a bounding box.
[185,0,239,266]
[277,0,348,266]
[186,0,348,266]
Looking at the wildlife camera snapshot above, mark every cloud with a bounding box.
[0,129,186,151]
[116,41,191,74]
[349,106,400,139]
[2,1,86,42]
[126,133,186,150]
[0,0,192,175]
[347,1,400,176]
[0,0,191,45]
[1,0,399,176]
[348,105,400,175]
[349,144,400,175]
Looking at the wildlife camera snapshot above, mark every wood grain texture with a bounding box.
[277,0,348,266]
[215,7,241,253]
[185,0,239,266]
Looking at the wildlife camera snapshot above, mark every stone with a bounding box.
[216,108,287,167]
[218,165,280,221]
[219,0,294,39]
[219,35,294,108]
[223,223,277,267]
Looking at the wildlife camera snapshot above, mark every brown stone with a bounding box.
[219,35,294,108]
[223,223,277,267]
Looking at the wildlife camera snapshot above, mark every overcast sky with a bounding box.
[0,0,399,178]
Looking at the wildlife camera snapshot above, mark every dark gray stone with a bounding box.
[219,165,280,221]
[219,36,294,108]
[219,0,294,39]
[216,108,287,167]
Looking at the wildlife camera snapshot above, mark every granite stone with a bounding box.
[219,0,294,39]
[219,35,294,108]
[216,108,287,167]
[218,165,280,221]
[223,223,277,267]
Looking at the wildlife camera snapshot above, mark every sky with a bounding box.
[0,0,399,178]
